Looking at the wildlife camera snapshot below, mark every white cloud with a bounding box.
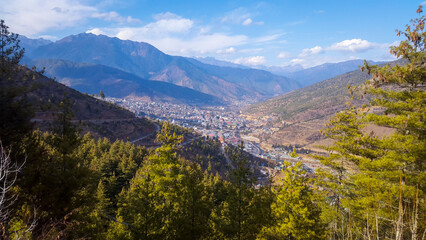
[242,18,264,26]
[1,1,264,57]
[109,28,247,55]
[234,56,266,66]
[37,35,58,41]
[92,12,247,56]
[277,51,291,58]
[286,20,305,26]
[126,16,140,23]
[141,16,194,35]
[289,58,304,65]
[289,55,345,68]
[153,12,180,20]
[242,18,253,26]
[92,11,140,23]
[255,33,286,43]
[296,39,386,59]
[0,0,95,36]
[239,48,263,54]
[116,29,136,40]
[289,42,394,68]
[199,26,211,34]
[86,28,106,36]
[0,0,138,37]
[160,34,246,55]
[217,47,236,54]
[92,11,120,21]
[221,7,263,26]
[221,7,251,24]
[299,46,323,57]
[112,16,194,41]
[284,37,395,68]
[328,39,376,53]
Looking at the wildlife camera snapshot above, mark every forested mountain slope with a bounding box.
[2,65,156,141]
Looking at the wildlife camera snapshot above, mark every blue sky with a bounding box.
[1,0,424,68]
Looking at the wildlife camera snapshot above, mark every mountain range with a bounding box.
[242,60,383,87]
[280,59,384,87]
[191,56,384,88]
[22,33,299,104]
[19,33,389,107]
[25,58,224,105]
[243,59,404,151]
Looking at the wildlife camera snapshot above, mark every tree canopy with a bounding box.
[316,6,425,239]
[0,7,425,240]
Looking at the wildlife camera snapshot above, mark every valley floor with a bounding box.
[107,98,323,182]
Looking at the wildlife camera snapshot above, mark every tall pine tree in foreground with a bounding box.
[0,19,33,149]
[209,143,273,240]
[111,122,214,240]
[316,6,425,239]
[259,162,325,240]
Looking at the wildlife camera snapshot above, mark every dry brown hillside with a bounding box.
[243,60,405,152]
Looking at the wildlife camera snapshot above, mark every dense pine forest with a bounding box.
[0,7,425,240]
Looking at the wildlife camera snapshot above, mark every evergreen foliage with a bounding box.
[1,8,425,240]
[0,19,33,149]
[0,19,24,68]
[315,6,425,239]
[260,162,325,240]
[100,90,105,99]
[210,143,274,240]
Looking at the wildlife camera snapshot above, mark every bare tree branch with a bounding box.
[0,142,24,223]
[0,141,38,240]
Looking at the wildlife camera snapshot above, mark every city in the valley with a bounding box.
[107,97,321,173]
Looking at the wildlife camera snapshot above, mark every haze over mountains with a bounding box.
[211,59,381,87]
[276,59,384,87]
[193,57,382,88]
[18,35,52,53]
[19,33,388,108]
[26,58,224,105]
[21,33,300,104]
[194,57,383,87]
[243,59,404,151]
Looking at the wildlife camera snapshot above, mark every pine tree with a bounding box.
[105,215,132,240]
[172,161,213,239]
[316,6,425,239]
[116,122,215,239]
[0,19,33,148]
[0,19,24,68]
[100,90,105,99]
[314,105,363,239]
[16,100,94,238]
[117,166,165,240]
[260,162,325,240]
[211,143,273,240]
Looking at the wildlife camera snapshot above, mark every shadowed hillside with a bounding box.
[25,58,224,106]
[2,65,156,141]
